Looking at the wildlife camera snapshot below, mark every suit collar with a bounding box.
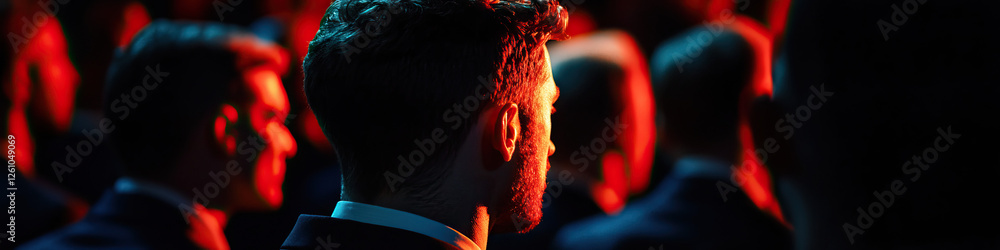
[281,215,462,249]
[331,201,481,250]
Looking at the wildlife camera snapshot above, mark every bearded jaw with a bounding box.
[496,124,549,234]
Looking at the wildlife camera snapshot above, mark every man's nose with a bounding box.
[548,140,556,156]
[270,123,298,157]
[283,128,298,157]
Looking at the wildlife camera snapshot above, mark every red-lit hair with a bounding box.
[304,0,568,199]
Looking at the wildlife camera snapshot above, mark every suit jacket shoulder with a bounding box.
[17,192,200,250]
[282,215,460,250]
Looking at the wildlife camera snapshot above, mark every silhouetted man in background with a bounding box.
[280,0,567,249]
[19,20,297,250]
[554,10,791,250]
[3,3,90,247]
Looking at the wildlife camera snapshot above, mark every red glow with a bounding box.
[24,18,78,133]
[593,150,627,214]
[731,16,786,225]
[230,36,290,76]
[288,0,332,153]
[215,105,239,153]
[548,31,656,209]
[564,10,597,37]
[243,67,297,208]
[227,36,295,208]
[64,194,90,223]
[734,17,775,98]
[300,110,333,153]
[6,16,80,178]
[252,123,291,208]
[289,0,328,60]
[592,184,623,216]
[172,0,211,20]
[214,116,228,150]
[185,205,231,250]
[614,33,657,196]
[705,0,736,21]
[222,104,239,123]
[262,0,294,17]
[117,2,151,48]
[768,0,792,41]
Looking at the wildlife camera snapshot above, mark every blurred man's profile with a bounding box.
[280,0,567,249]
[19,20,297,250]
[554,16,791,250]
[3,5,87,247]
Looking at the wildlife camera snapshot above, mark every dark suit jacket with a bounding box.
[553,157,791,250]
[281,215,461,250]
[17,191,202,250]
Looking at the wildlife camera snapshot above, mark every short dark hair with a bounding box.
[549,58,622,163]
[650,28,752,151]
[304,0,567,199]
[104,20,285,179]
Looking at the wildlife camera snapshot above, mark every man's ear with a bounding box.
[214,104,239,156]
[492,103,520,162]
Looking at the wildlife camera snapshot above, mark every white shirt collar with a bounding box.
[331,201,482,250]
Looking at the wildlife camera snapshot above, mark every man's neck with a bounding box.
[468,206,490,249]
[360,198,491,249]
